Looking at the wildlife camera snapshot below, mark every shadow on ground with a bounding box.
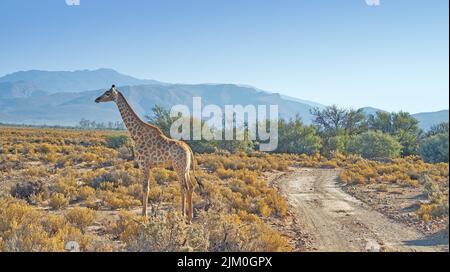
[404,230,449,249]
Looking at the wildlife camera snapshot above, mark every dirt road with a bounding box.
[278,168,449,252]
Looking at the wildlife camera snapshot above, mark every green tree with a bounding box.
[425,122,449,137]
[276,117,322,155]
[367,111,393,134]
[311,105,367,155]
[311,106,367,136]
[321,134,349,156]
[368,111,421,156]
[420,133,449,163]
[311,105,346,136]
[145,105,174,137]
[346,130,402,159]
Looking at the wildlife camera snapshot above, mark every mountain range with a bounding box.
[0,69,447,130]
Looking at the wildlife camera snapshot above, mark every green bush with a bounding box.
[321,135,348,156]
[276,118,322,155]
[346,131,402,159]
[420,133,449,163]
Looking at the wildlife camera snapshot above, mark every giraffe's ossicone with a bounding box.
[95,85,202,221]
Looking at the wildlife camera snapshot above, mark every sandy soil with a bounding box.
[276,168,449,252]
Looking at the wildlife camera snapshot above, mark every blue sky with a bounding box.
[0,0,448,113]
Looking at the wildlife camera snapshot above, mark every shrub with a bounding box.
[125,211,208,252]
[0,199,93,252]
[53,175,77,197]
[346,131,402,159]
[49,193,69,210]
[37,143,57,154]
[10,181,45,203]
[0,199,60,251]
[201,213,291,252]
[77,186,96,201]
[105,135,130,149]
[321,135,348,156]
[417,203,449,220]
[322,160,339,169]
[420,133,449,163]
[65,207,97,232]
[257,200,272,218]
[376,184,388,192]
[276,118,322,155]
[100,191,140,210]
[90,169,137,188]
[107,211,141,244]
[423,181,444,204]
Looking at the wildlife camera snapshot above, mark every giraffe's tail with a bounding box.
[189,149,205,191]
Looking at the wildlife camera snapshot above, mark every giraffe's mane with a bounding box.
[117,91,167,137]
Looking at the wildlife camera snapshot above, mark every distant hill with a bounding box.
[0,69,447,130]
[280,94,326,109]
[0,83,317,126]
[0,68,162,97]
[360,107,386,116]
[412,110,449,131]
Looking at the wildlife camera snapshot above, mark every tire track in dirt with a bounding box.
[278,168,448,252]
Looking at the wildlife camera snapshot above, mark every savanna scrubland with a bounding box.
[0,106,448,252]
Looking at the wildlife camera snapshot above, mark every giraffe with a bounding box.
[95,85,201,221]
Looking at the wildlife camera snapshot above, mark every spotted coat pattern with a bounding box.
[97,88,197,221]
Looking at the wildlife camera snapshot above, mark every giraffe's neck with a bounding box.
[115,92,147,139]
[115,92,166,143]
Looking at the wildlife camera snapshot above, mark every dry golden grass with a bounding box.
[0,127,293,252]
[1,127,447,251]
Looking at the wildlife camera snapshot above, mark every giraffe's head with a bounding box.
[95,85,119,103]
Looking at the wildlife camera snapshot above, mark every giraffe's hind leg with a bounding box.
[181,187,186,217]
[184,170,194,222]
[176,169,192,220]
[142,170,150,217]
[176,170,187,217]
[187,184,194,222]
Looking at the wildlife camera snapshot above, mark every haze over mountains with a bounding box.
[0,69,447,130]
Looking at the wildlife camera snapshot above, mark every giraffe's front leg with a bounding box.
[142,170,150,217]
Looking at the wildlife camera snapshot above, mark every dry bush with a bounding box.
[77,186,96,201]
[25,166,48,178]
[106,211,141,244]
[99,191,140,210]
[89,168,138,188]
[417,203,449,221]
[152,168,177,185]
[37,143,57,154]
[257,200,272,218]
[65,207,97,232]
[199,212,291,252]
[53,176,77,199]
[0,198,93,252]
[49,193,69,210]
[376,184,388,192]
[423,180,444,204]
[10,180,46,204]
[124,211,208,252]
